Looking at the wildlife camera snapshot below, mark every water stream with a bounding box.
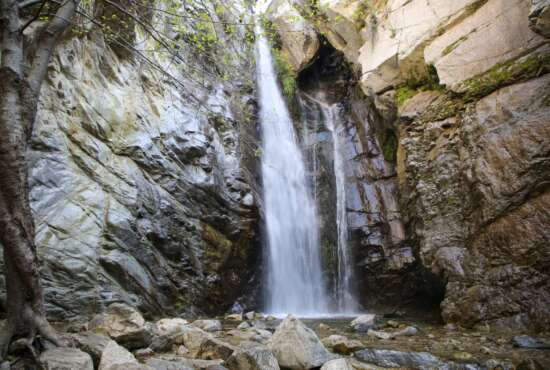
[255,27,329,316]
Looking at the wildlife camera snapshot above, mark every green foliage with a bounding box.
[395,64,444,106]
[272,48,297,99]
[380,130,397,162]
[459,53,550,102]
[395,86,417,107]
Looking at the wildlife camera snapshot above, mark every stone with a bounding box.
[320,358,354,370]
[267,315,332,369]
[72,331,111,367]
[179,325,214,357]
[318,323,331,332]
[425,0,546,90]
[512,335,550,349]
[89,303,152,349]
[197,338,236,361]
[367,326,418,340]
[354,348,443,368]
[134,348,154,360]
[225,328,272,346]
[321,335,363,354]
[154,319,189,337]
[98,340,138,370]
[192,320,222,332]
[267,0,320,71]
[529,0,550,37]
[517,359,545,370]
[236,322,250,330]
[39,348,94,370]
[145,359,193,370]
[225,314,243,322]
[226,345,280,370]
[350,314,376,332]
[243,312,255,321]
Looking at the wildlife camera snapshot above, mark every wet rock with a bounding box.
[72,331,111,367]
[197,338,236,361]
[154,319,189,337]
[226,345,280,370]
[192,320,222,333]
[355,348,442,368]
[512,335,550,349]
[267,315,332,369]
[367,326,418,340]
[89,303,151,349]
[350,315,376,332]
[39,348,94,370]
[320,359,354,370]
[99,340,140,370]
[321,335,363,355]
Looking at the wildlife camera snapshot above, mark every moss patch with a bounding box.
[459,52,550,102]
[442,35,469,56]
[396,86,418,107]
[272,48,297,99]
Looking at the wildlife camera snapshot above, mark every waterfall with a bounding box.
[322,104,357,313]
[299,92,358,314]
[255,28,329,316]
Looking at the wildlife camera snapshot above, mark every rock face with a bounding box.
[267,316,332,370]
[0,0,260,320]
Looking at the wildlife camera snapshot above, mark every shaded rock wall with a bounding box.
[0,1,261,320]
[270,0,550,329]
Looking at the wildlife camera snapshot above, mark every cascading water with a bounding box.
[255,27,329,316]
[299,92,358,314]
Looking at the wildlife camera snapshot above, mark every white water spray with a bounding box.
[255,27,329,316]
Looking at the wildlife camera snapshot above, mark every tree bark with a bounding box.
[0,0,77,361]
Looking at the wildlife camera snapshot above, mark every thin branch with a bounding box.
[20,0,47,34]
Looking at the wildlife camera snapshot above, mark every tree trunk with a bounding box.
[0,0,68,360]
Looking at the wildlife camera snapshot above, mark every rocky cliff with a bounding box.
[268,0,550,330]
[0,0,261,320]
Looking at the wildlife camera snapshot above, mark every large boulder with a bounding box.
[267,315,332,369]
[98,340,153,370]
[154,319,189,337]
[197,338,236,361]
[89,303,152,349]
[179,325,214,357]
[226,345,280,370]
[39,348,94,370]
[320,358,354,370]
[354,348,443,369]
[72,331,112,367]
[350,315,376,332]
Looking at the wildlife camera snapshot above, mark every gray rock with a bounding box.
[236,322,250,330]
[39,348,94,370]
[226,345,280,370]
[145,359,193,370]
[529,0,550,37]
[192,320,222,333]
[267,315,332,369]
[72,331,111,367]
[512,335,550,349]
[367,326,418,340]
[320,359,354,370]
[354,348,442,368]
[154,319,189,337]
[321,335,363,354]
[350,315,376,332]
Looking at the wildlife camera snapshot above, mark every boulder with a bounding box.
[98,340,141,370]
[321,335,363,355]
[179,325,214,357]
[243,312,255,321]
[350,315,376,332]
[354,348,442,368]
[512,335,550,349]
[89,303,152,349]
[192,320,222,332]
[39,348,94,370]
[145,358,193,370]
[226,345,280,370]
[367,326,418,340]
[197,338,236,360]
[154,319,189,337]
[236,322,251,330]
[72,331,111,367]
[320,358,354,370]
[225,314,243,322]
[267,315,332,369]
[225,328,272,346]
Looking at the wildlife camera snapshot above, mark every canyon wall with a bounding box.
[0,0,261,320]
[269,0,550,330]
